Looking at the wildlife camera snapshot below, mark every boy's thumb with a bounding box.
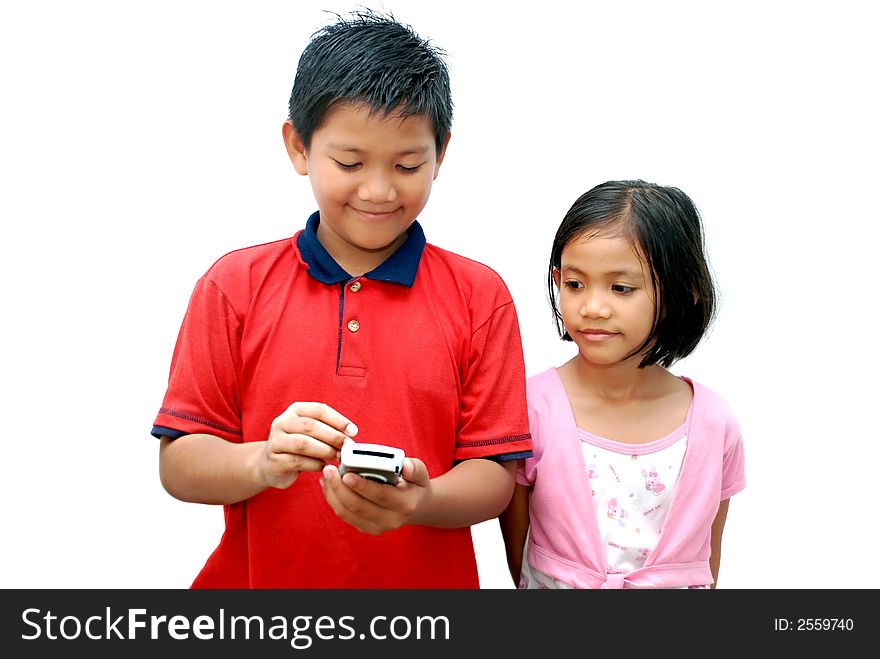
[402,458,429,487]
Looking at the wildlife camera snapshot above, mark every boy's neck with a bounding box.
[316,227,408,278]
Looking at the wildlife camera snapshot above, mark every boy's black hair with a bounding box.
[288,9,452,154]
[548,180,717,369]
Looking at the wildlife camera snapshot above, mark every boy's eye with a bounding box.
[396,164,423,173]
[333,159,361,172]
[612,284,635,294]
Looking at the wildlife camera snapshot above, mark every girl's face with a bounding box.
[554,233,657,367]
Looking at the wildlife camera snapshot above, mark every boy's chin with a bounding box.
[350,223,416,251]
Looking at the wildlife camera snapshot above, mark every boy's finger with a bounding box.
[287,401,359,437]
[270,432,340,462]
[272,416,348,450]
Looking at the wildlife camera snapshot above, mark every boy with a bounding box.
[151,10,532,588]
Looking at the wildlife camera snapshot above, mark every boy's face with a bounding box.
[284,102,448,272]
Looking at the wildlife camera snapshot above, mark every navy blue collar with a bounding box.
[296,211,425,287]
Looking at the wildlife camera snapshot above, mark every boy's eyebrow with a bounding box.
[327,143,431,156]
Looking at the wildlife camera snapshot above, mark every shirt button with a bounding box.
[347,319,360,332]
[349,281,362,292]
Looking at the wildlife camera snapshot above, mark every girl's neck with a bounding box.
[562,353,672,403]
[558,353,691,444]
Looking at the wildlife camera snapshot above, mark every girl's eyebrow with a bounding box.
[608,269,646,280]
[562,265,646,280]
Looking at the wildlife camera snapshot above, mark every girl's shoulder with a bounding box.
[680,376,743,445]
[525,367,574,430]
[682,377,738,417]
[526,366,559,386]
[523,367,573,457]
[526,367,565,402]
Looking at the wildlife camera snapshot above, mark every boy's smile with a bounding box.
[284,102,448,276]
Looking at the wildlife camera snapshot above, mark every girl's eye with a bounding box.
[396,164,422,173]
[612,284,635,294]
[333,160,361,172]
[564,280,584,290]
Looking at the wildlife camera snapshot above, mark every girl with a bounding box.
[500,180,745,589]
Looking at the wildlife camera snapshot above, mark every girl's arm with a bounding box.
[709,498,731,588]
[499,483,531,586]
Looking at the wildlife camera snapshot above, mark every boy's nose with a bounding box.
[358,176,397,203]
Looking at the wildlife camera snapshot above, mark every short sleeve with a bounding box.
[453,300,532,461]
[515,458,533,487]
[151,276,244,442]
[515,384,546,487]
[719,413,746,500]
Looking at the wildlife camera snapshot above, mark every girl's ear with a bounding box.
[282,121,309,176]
[552,267,561,289]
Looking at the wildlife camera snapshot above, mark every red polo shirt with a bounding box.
[152,212,532,588]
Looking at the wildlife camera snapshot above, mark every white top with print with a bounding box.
[521,425,688,589]
[580,427,687,574]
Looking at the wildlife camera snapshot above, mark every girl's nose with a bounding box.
[580,290,611,318]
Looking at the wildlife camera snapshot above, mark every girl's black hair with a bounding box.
[548,180,716,368]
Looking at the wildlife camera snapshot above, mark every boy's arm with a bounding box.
[709,498,730,589]
[498,483,530,585]
[160,402,357,505]
[159,434,268,504]
[320,457,516,534]
[409,458,516,527]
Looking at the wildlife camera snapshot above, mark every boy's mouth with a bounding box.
[352,207,398,221]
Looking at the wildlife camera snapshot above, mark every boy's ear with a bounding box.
[282,121,309,176]
[432,132,452,180]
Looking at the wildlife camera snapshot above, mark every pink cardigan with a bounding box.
[517,368,746,589]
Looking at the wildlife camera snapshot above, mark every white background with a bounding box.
[1,0,877,589]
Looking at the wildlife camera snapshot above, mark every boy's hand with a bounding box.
[319,458,431,535]
[258,402,358,489]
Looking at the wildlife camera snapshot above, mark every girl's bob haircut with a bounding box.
[548,179,716,368]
